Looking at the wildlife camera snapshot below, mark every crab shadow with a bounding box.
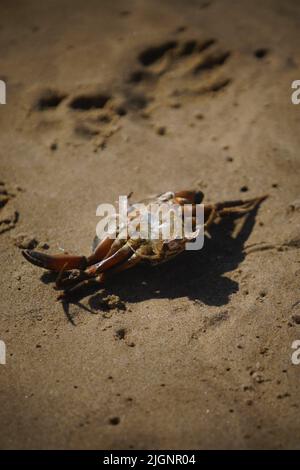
[40,206,260,318]
[91,206,261,310]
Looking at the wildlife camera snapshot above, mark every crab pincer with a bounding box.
[22,250,88,271]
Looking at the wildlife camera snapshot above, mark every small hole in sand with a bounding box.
[115,105,127,116]
[254,48,269,59]
[109,416,120,426]
[156,126,166,136]
[115,328,126,340]
[69,94,110,110]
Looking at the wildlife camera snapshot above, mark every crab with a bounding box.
[22,190,267,300]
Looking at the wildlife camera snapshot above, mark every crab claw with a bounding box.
[22,250,88,271]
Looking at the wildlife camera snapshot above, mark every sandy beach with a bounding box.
[0,0,300,449]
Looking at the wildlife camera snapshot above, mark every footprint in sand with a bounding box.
[31,88,126,149]
[124,37,232,112]
[27,36,232,147]
[0,182,19,235]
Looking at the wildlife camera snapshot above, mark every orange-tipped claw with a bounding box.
[22,250,88,271]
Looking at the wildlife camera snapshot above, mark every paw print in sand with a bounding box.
[26,36,232,148]
[0,181,19,235]
[124,37,232,113]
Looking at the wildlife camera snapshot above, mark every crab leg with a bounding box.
[204,207,217,230]
[105,253,141,276]
[22,236,114,272]
[58,253,140,301]
[184,208,216,238]
[56,237,116,288]
[215,195,267,212]
[86,243,133,276]
[102,238,125,260]
[202,195,267,222]
[86,236,114,265]
[57,276,105,300]
[55,238,125,290]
